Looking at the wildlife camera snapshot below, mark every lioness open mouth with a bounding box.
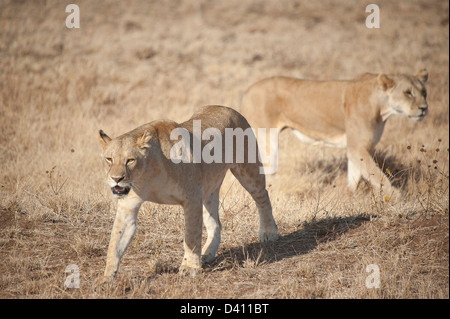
[111,185,131,196]
[410,114,425,122]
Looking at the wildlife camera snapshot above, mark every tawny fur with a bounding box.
[240,70,429,196]
[98,105,278,280]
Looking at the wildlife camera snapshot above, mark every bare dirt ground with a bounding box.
[0,0,448,298]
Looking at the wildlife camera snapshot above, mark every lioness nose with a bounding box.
[419,106,428,111]
[112,176,124,184]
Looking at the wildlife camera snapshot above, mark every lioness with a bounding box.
[98,105,278,280]
[240,70,429,196]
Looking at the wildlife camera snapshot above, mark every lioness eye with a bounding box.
[404,89,413,97]
[105,157,113,164]
[126,159,135,165]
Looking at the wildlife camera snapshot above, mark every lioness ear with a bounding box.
[377,74,395,91]
[98,130,112,149]
[416,69,428,83]
[137,129,153,150]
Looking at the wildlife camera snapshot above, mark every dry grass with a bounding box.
[0,0,448,299]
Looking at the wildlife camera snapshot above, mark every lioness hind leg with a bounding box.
[201,188,221,263]
[179,199,203,276]
[230,164,279,242]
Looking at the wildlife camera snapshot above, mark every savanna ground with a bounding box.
[0,0,448,299]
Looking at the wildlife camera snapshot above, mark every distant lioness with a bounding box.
[98,105,278,280]
[240,70,429,196]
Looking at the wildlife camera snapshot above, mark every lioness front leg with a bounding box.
[104,198,142,279]
[347,156,362,191]
[347,148,397,198]
[179,199,203,276]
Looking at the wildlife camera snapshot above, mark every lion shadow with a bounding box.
[205,214,372,272]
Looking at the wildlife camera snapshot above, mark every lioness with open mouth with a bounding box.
[98,105,278,280]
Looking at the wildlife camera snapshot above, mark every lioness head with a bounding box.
[97,129,152,198]
[378,69,429,121]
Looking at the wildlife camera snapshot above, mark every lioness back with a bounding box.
[241,76,349,142]
[185,105,252,133]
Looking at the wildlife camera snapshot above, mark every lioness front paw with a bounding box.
[259,228,279,243]
[201,252,217,265]
[259,223,279,243]
[94,275,114,292]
